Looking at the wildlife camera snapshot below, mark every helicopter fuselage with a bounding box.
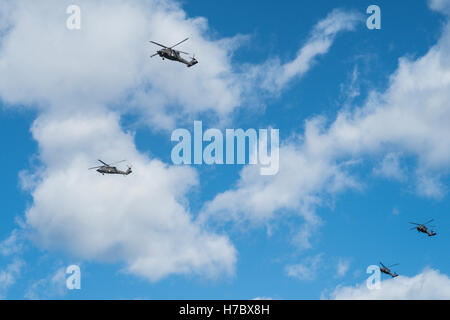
[410,220,437,237]
[380,268,398,278]
[155,49,198,67]
[415,225,436,236]
[158,48,182,61]
[96,166,132,176]
[150,38,198,67]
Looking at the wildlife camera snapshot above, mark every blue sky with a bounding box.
[0,0,449,299]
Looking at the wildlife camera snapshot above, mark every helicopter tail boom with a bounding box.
[187,57,198,67]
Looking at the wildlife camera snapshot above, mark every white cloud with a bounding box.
[416,175,446,199]
[336,258,351,278]
[0,1,14,35]
[200,135,360,248]
[244,9,362,94]
[0,230,23,256]
[25,267,67,300]
[286,254,323,281]
[22,111,236,281]
[0,259,24,299]
[201,137,361,223]
[373,153,406,181]
[329,269,450,300]
[429,0,450,14]
[341,66,361,101]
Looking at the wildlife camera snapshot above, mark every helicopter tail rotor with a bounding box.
[126,166,133,175]
[187,54,198,68]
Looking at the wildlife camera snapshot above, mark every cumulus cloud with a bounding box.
[21,111,236,281]
[200,142,358,248]
[329,269,450,300]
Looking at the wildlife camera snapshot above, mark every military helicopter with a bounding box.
[89,160,132,176]
[409,219,437,237]
[379,262,399,278]
[150,38,198,67]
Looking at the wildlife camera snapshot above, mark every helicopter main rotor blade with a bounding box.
[410,227,418,230]
[178,51,190,55]
[89,166,103,170]
[170,38,189,49]
[388,264,399,268]
[409,222,421,226]
[98,160,110,166]
[110,160,127,166]
[379,262,386,268]
[150,41,168,48]
[424,219,434,225]
[150,52,159,58]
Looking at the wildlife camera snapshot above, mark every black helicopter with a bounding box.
[409,219,437,237]
[150,38,198,67]
[89,160,132,176]
[379,262,399,278]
